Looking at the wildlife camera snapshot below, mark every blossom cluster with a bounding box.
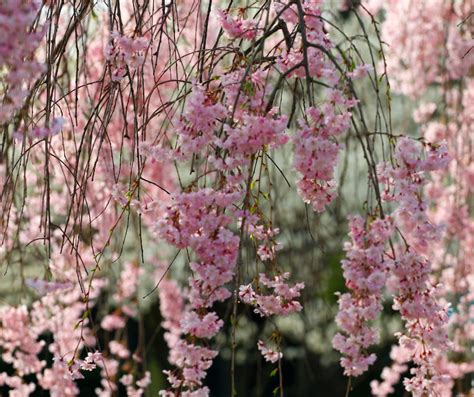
[362,1,474,395]
[370,345,411,396]
[153,10,312,387]
[377,0,474,98]
[106,31,149,82]
[378,138,450,251]
[155,189,240,394]
[0,252,107,396]
[247,224,282,262]
[271,0,359,211]
[380,139,450,395]
[293,103,353,212]
[217,9,257,41]
[239,272,304,317]
[332,215,392,376]
[334,137,452,393]
[0,0,45,123]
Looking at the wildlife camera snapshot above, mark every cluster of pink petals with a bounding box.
[101,313,127,331]
[366,3,474,393]
[220,68,269,117]
[378,138,450,251]
[293,101,354,212]
[0,305,45,381]
[370,345,411,396]
[380,138,451,395]
[119,371,151,397]
[155,57,301,393]
[0,2,304,396]
[0,373,36,395]
[218,113,289,168]
[333,215,392,376]
[216,9,257,40]
[79,351,102,371]
[106,31,149,81]
[155,188,240,395]
[40,357,81,396]
[239,273,304,317]
[0,258,108,396]
[273,1,357,212]
[159,341,217,396]
[247,224,282,262]
[109,341,130,359]
[334,135,453,393]
[257,340,282,363]
[0,0,45,123]
[180,311,223,339]
[275,0,332,78]
[175,84,227,157]
[157,277,184,357]
[113,261,143,302]
[244,270,304,364]
[379,0,474,98]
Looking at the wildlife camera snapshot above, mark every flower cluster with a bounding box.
[293,102,353,212]
[155,51,300,393]
[0,250,109,396]
[239,273,304,317]
[378,138,450,251]
[8,0,470,395]
[155,189,240,395]
[160,342,216,397]
[257,340,282,364]
[370,345,411,396]
[247,224,282,262]
[106,31,149,82]
[378,0,474,98]
[332,215,392,376]
[174,84,227,157]
[216,9,257,41]
[367,2,474,394]
[0,0,45,123]
[120,372,151,397]
[275,0,332,78]
[272,1,356,212]
[220,69,269,115]
[380,138,451,395]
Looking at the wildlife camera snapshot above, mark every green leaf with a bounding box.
[242,81,255,96]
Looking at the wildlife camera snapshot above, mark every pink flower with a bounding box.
[257,340,282,363]
[216,10,257,40]
[347,64,373,78]
[109,341,130,359]
[101,314,126,331]
[239,273,304,317]
[180,311,223,339]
